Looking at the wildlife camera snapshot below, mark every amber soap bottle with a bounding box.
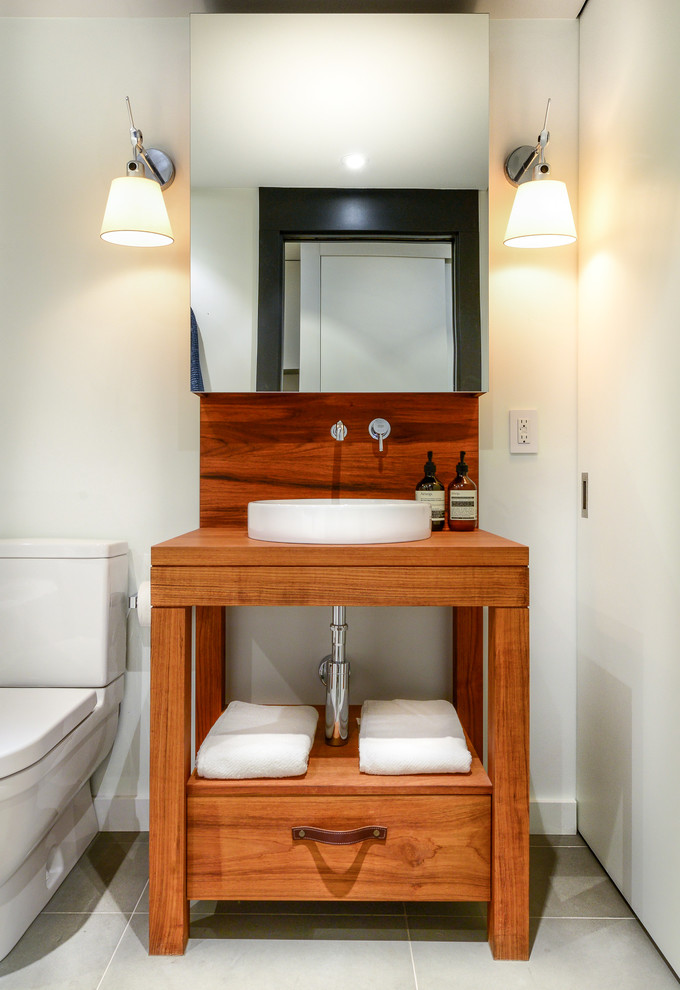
[415,451,445,531]
[447,451,477,531]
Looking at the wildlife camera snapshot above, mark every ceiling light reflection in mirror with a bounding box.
[191,14,489,189]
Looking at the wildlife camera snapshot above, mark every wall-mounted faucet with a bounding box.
[330,420,347,441]
[368,418,391,452]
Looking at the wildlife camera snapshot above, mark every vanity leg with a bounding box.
[195,606,226,749]
[487,606,530,960]
[452,606,484,758]
[149,606,192,955]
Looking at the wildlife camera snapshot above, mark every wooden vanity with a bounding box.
[148,526,529,960]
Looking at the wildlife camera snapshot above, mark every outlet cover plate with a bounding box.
[509,409,538,454]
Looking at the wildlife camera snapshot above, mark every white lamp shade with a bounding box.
[503,178,576,248]
[100,175,174,247]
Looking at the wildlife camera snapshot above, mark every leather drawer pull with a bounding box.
[292,826,387,845]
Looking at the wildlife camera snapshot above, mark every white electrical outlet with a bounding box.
[509,409,538,454]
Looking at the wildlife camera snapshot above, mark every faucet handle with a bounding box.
[331,420,347,441]
[368,418,391,452]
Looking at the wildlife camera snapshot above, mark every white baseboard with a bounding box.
[530,799,577,835]
[94,796,149,832]
[94,795,577,836]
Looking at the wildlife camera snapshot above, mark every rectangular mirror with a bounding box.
[190,12,489,393]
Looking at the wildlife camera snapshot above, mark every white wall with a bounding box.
[486,19,579,832]
[578,0,680,972]
[0,17,196,827]
[190,187,257,391]
[0,13,580,835]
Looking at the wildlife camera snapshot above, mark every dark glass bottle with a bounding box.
[447,451,477,531]
[415,451,445,531]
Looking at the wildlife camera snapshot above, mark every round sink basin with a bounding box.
[247,498,431,545]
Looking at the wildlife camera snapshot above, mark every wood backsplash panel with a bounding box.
[200,393,479,528]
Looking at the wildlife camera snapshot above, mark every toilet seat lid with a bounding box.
[0,687,97,777]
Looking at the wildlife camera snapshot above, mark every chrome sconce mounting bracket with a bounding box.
[504,98,552,186]
[125,97,174,189]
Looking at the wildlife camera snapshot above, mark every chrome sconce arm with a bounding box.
[504,98,553,187]
[124,97,174,189]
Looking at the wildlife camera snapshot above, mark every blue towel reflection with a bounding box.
[190,308,205,392]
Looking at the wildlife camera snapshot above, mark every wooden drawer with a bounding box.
[187,793,490,901]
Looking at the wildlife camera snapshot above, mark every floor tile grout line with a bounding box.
[402,903,420,990]
[530,845,587,849]
[529,914,640,925]
[138,909,488,921]
[94,880,148,990]
[133,909,639,922]
[40,916,139,918]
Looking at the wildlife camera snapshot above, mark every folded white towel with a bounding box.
[196,701,318,779]
[359,699,471,775]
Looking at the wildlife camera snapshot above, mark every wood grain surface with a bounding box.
[200,392,479,527]
[152,562,529,608]
[487,607,531,960]
[195,606,226,750]
[453,606,484,758]
[187,793,491,902]
[149,607,191,955]
[152,527,529,567]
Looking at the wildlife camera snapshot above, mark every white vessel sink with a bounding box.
[247,498,432,545]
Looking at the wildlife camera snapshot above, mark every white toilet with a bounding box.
[0,538,128,961]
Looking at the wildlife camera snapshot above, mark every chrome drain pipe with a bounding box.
[318,606,350,746]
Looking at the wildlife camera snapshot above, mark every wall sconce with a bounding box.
[503,99,576,248]
[100,98,175,247]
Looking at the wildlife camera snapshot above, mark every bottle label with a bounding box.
[449,490,477,521]
[415,490,445,523]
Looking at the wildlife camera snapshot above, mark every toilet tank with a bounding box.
[0,539,128,688]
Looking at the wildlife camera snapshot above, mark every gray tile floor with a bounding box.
[1,832,678,989]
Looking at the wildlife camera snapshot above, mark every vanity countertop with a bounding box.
[150,527,528,610]
[151,526,528,567]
